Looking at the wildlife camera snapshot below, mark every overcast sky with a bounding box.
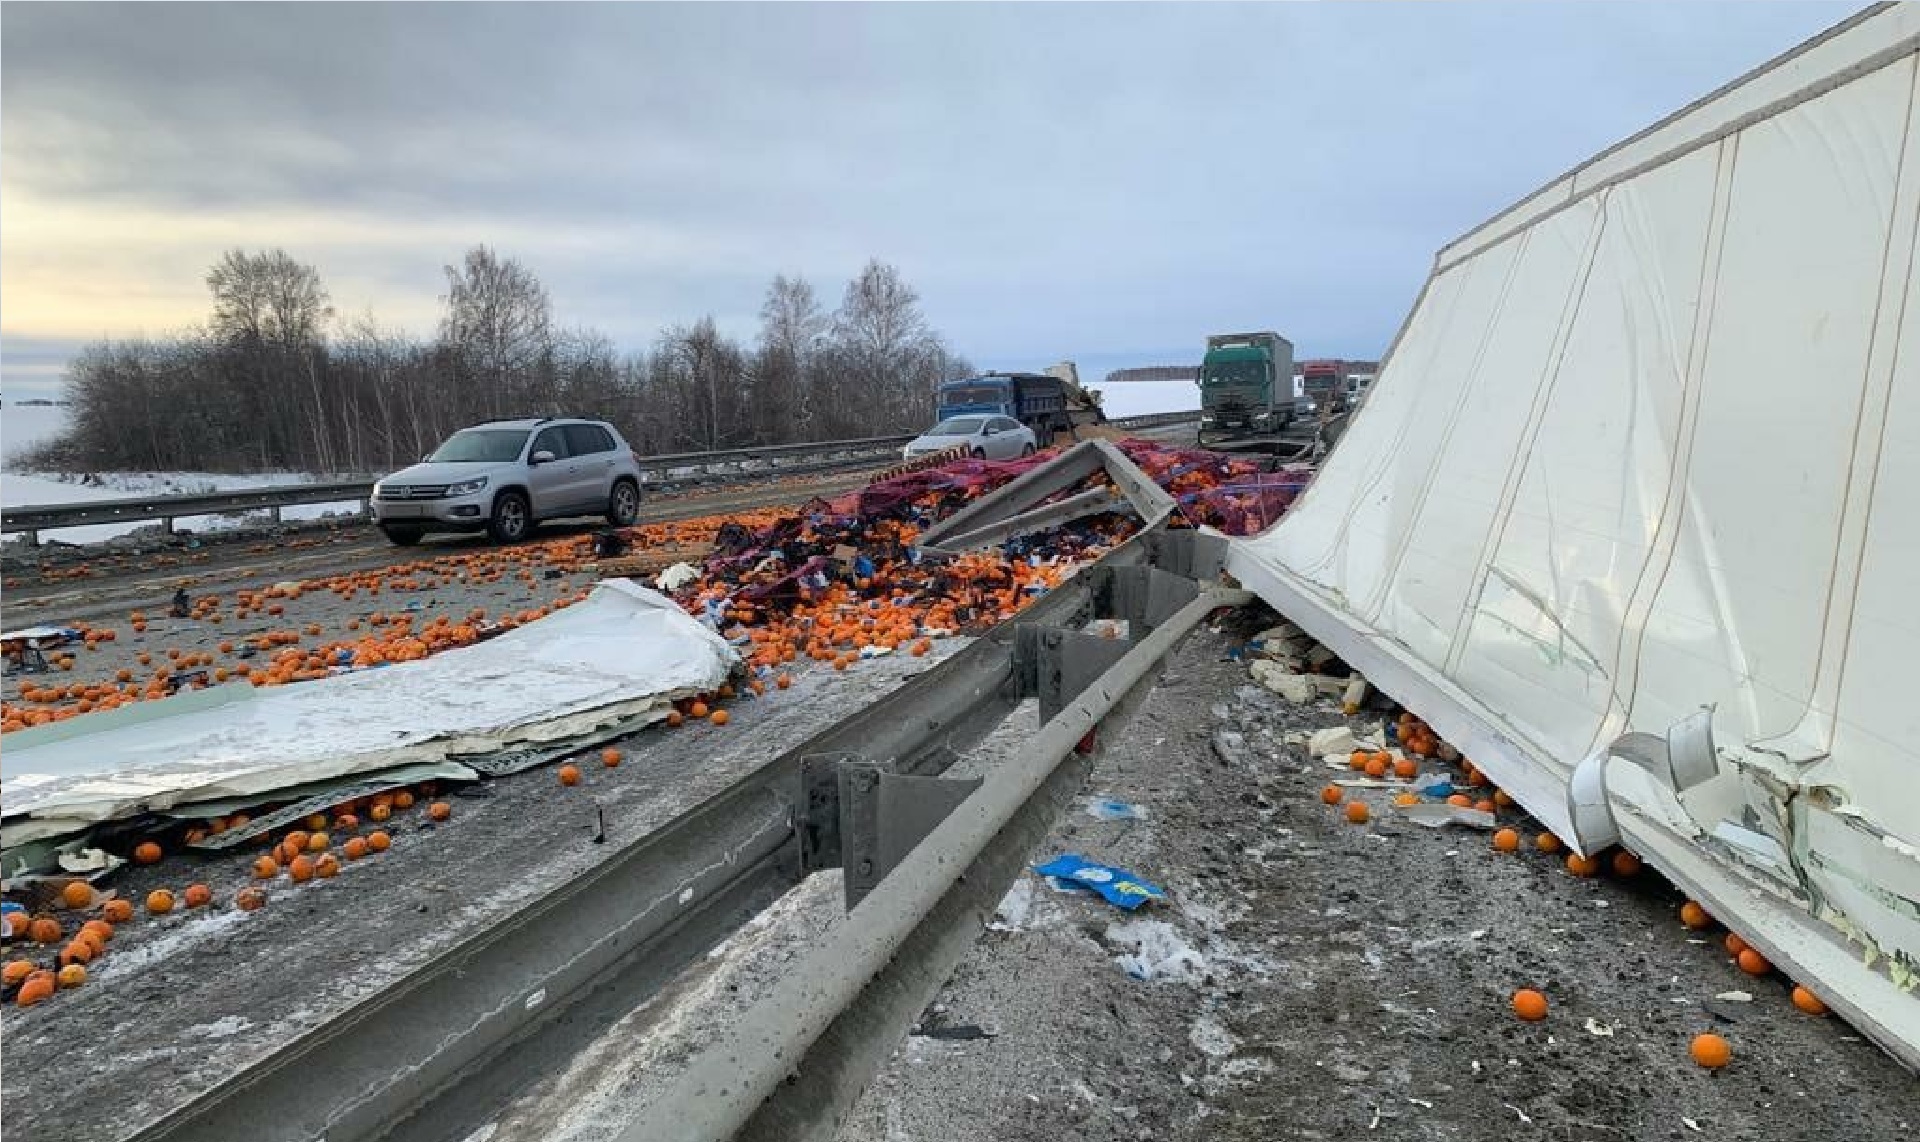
[0,1,1855,395]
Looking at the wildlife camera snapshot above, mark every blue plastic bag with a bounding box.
[1033,853,1164,911]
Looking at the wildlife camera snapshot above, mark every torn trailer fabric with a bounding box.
[1225,4,1920,1069]
[0,579,738,834]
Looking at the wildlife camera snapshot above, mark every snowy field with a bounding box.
[1086,379,1199,419]
[2,403,355,544]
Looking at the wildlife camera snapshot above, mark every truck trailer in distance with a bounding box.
[1197,331,1294,445]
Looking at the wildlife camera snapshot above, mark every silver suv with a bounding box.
[370,418,645,545]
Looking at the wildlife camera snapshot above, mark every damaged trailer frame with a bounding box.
[916,438,1179,555]
[112,512,1243,1142]
[1228,2,1920,1071]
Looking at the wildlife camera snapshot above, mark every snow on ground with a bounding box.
[1,402,70,467]
[1087,379,1199,419]
[3,402,358,544]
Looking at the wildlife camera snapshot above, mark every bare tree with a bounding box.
[31,254,973,475]
[656,317,749,451]
[439,245,553,418]
[829,259,947,433]
[754,274,828,441]
[206,248,331,349]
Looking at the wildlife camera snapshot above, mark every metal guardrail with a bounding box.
[0,413,1198,541]
[109,523,1231,1142]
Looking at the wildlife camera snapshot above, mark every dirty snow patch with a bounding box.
[1107,918,1206,984]
[184,1015,253,1039]
[1189,1013,1239,1058]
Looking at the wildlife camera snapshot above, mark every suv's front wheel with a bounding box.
[380,524,424,546]
[488,490,532,544]
[606,478,641,527]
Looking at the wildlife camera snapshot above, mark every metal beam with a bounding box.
[111,528,1194,1142]
[930,488,1124,552]
[640,586,1253,1142]
[917,439,1177,554]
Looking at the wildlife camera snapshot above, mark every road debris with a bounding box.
[1032,853,1165,911]
[1083,798,1149,822]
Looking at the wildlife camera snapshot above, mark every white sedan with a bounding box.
[902,415,1039,461]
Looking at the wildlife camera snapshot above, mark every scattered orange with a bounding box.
[1565,854,1600,878]
[369,803,392,822]
[601,747,623,768]
[393,790,415,810]
[2,960,35,987]
[427,801,452,822]
[1446,794,1473,808]
[1348,751,1368,771]
[252,855,280,880]
[183,884,213,908]
[1611,850,1642,877]
[1725,933,1749,957]
[145,889,175,915]
[666,710,685,727]
[314,854,341,879]
[1511,988,1549,1021]
[1689,1032,1732,1068]
[1790,986,1827,1016]
[15,974,55,1007]
[1320,784,1344,805]
[367,830,392,852]
[775,674,792,690]
[1492,828,1520,853]
[133,841,163,865]
[1737,948,1771,976]
[235,886,269,911]
[1679,901,1712,929]
[28,917,62,945]
[288,856,316,883]
[79,919,112,945]
[1363,756,1388,778]
[1536,832,1563,854]
[57,940,94,966]
[343,837,370,860]
[60,881,93,909]
[306,832,329,853]
[57,964,88,989]
[1344,801,1370,824]
[710,709,730,726]
[689,701,709,719]
[558,764,583,786]
[1392,757,1417,779]
[101,899,133,924]
[1393,792,1419,807]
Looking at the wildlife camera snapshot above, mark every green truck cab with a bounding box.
[1198,331,1294,445]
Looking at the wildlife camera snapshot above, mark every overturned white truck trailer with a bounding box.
[1229,4,1920,1068]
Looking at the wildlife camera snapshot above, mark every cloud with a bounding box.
[1,0,1855,381]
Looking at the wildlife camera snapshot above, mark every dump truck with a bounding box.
[1043,361,1108,429]
[936,369,1104,446]
[1198,331,1295,446]
[935,373,1071,444]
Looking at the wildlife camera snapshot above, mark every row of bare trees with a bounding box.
[23,248,973,475]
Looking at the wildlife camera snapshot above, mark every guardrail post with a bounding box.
[162,515,175,536]
[269,505,283,524]
[798,754,984,911]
